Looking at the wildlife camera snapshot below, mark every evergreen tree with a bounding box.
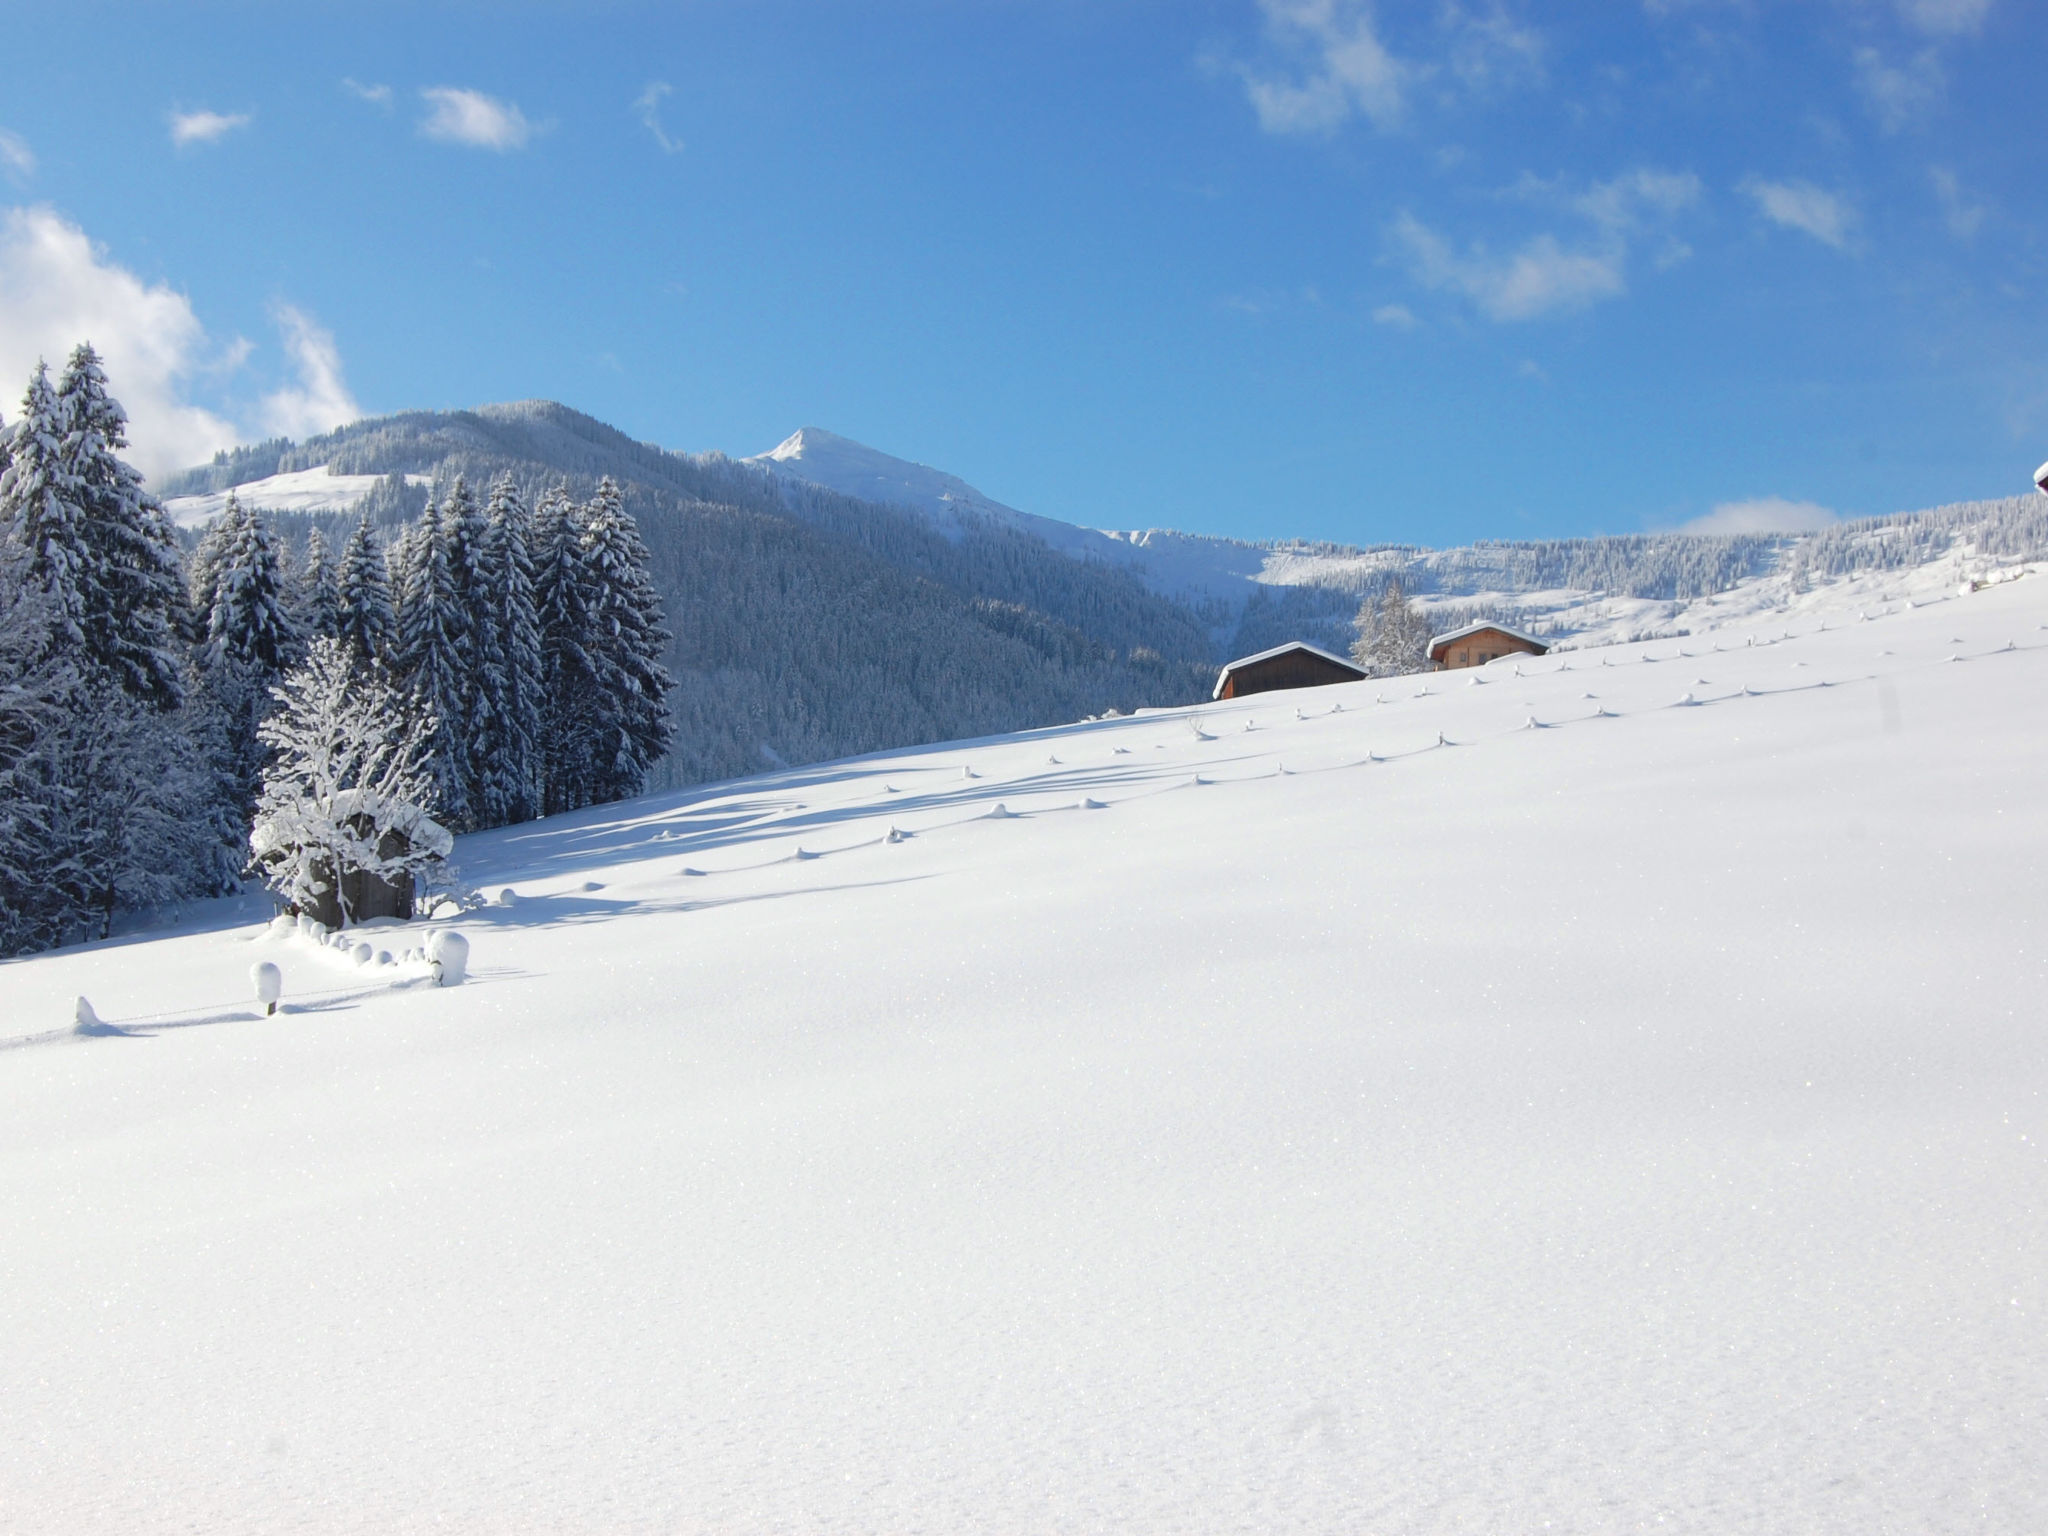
[472,476,544,826]
[392,493,472,829]
[0,363,88,656]
[1350,577,1434,678]
[299,526,342,640]
[533,484,598,814]
[204,493,299,676]
[578,477,675,804]
[335,515,395,663]
[54,344,187,710]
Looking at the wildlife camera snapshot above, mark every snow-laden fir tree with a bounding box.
[203,493,300,676]
[198,492,302,812]
[471,476,544,827]
[392,491,474,830]
[1350,577,1435,678]
[298,526,341,641]
[578,476,675,805]
[533,484,598,815]
[0,363,89,661]
[335,514,395,663]
[251,636,451,926]
[53,344,187,710]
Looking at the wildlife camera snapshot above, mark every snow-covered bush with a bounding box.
[250,637,453,926]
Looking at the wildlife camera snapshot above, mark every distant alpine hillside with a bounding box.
[160,400,2048,788]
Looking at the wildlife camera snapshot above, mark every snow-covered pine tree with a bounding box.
[1350,577,1435,678]
[204,493,300,677]
[298,526,342,641]
[0,363,89,659]
[0,547,75,954]
[391,493,473,829]
[578,477,675,805]
[533,484,598,814]
[471,475,544,827]
[251,636,451,926]
[54,343,187,710]
[335,514,395,663]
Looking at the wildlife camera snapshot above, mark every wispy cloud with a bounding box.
[419,87,537,151]
[169,109,252,148]
[635,82,684,154]
[1896,0,1992,36]
[1929,167,1985,240]
[0,207,364,478]
[1393,167,1700,322]
[1240,0,1409,133]
[0,130,31,183]
[1742,177,1857,250]
[342,78,393,109]
[1372,302,1420,329]
[258,303,360,439]
[1854,47,1943,132]
[1684,496,1839,534]
[0,205,236,476]
[1442,3,1545,94]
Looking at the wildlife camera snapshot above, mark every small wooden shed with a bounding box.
[1428,621,1549,671]
[1213,641,1368,700]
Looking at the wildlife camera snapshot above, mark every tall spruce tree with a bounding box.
[533,484,598,814]
[578,477,675,805]
[54,343,187,710]
[199,493,302,813]
[472,476,544,827]
[299,526,342,640]
[0,363,89,656]
[335,515,395,663]
[392,493,473,829]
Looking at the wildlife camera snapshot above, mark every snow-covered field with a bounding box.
[4,576,2045,1533]
[163,468,434,529]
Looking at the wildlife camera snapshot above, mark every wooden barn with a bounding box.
[1212,641,1368,700]
[1428,620,1549,670]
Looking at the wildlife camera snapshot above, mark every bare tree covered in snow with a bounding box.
[250,637,451,924]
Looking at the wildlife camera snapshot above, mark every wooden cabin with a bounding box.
[1213,641,1368,700]
[1428,621,1549,671]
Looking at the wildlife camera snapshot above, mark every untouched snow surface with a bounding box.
[163,468,434,529]
[4,578,2048,1532]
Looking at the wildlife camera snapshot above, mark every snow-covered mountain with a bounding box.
[162,467,432,529]
[6,567,2045,1530]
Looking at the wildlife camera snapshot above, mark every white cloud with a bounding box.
[1896,0,1991,36]
[1395,213,1624,320]
[420,87,536,151]
[1684,496,1840,534]
[1443,3,1545,93]
[1372,302,1420,328]
[1392,167,1698,322]
[342,78,393,108]
[635,82,684,154]
[1742,177,1857,250]
[1854,47,1943,132]
[0,206,359,482]
[1930,167,1985,240]
[257,303,360,440]
[169,109,252,147]
[1241,0,1408,133]
[0,130,32,182]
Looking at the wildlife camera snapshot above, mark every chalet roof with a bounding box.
[1426,620,1549,657]
[1211,640,1367,700]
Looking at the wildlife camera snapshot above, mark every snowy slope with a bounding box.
[4,575,2046,1532]
[162,467,433,529]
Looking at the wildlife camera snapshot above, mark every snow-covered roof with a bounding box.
[1426,620,1549,656]
[1211,640,1366,700]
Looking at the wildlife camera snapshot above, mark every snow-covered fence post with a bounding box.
[251,961,282,1016]
[426,929,468,986]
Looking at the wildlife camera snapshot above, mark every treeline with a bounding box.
[0,350,673,956]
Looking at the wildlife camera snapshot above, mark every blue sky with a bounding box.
[0,0,2040,545]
